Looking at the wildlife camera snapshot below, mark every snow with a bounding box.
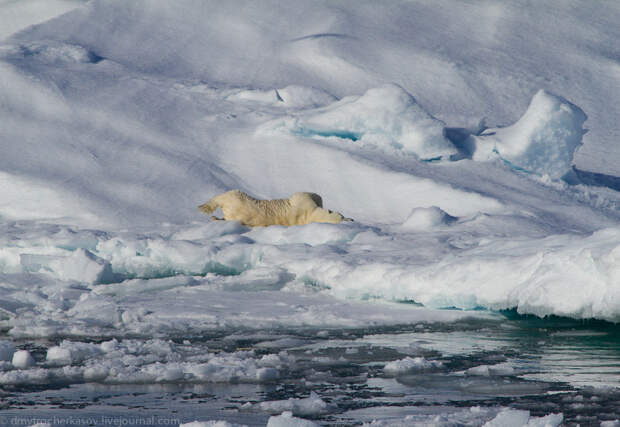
[22,248,114,285]
[0,0,86,41]
[0,0,619,424]
[401,206,457,231]
[268,84,458,160]
[1,220,617,330]
[229,85,336,110]
[9,0,617,175]
[471,90,587,179]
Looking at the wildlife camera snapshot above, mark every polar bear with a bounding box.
[198,190,350,227]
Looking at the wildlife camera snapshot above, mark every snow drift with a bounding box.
[471,90,587,179]
[271,84,458,160]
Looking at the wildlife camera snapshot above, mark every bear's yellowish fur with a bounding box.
[198,190,349,227]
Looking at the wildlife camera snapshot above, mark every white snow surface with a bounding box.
[401,206,457,231]
[0,0,87,40]
[5,0,618,176]
[265,84,458,160]
[471,90,587,179]
[0,0,619,398]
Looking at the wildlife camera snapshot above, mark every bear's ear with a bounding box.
[309,193,323,207]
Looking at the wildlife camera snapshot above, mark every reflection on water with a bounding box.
[1,311,619,425]
[495,312,620,390]
[361,310,620,390]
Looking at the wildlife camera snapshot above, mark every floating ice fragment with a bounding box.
[46,346,72,366]
[483,409,563,427]
[100,339,119,352]
[259,392,330,416]
[383,356,443,375]
[483,410,531,427]
[83,365,109,381]
[526,413,564,427]
[12,350,35,369]
[471,90,586,179]
[465,363,515,376]
[46,341,104,366]
[267,411,320,427]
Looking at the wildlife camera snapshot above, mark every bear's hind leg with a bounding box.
[198,199,220,214]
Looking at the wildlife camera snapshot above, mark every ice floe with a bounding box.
[383,356,443,375]
[483,409,563,427]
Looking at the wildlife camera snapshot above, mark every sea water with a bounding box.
[1,311,617,426]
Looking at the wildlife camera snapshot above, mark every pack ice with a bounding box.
[0,0,618,415]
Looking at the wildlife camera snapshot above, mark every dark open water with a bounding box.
[1,311,618,426]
